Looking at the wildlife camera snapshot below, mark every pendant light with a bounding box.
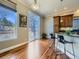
[60,0,63,22]
[60,0,68,11]
[60,0,63,10]
[31,0,39,10]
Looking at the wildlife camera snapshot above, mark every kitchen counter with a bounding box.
[55,33,79,59]
[69,34,79,38]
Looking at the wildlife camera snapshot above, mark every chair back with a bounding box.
[57,35,64,42]
[50,33,55,39]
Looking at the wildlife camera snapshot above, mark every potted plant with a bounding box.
[41,33,47,39]
[65,29,71,35]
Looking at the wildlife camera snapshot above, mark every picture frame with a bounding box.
[19,14,27,27]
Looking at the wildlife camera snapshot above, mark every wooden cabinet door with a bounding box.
[67,15,73,27]
[60,14,73,27]
[53,16,60,33]
[60,16,66,27]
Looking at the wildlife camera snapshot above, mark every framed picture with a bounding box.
[19,14,27,27]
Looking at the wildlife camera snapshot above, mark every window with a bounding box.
[73,17,79,29]
[0,5,17,41]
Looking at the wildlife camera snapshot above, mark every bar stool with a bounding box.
[56,35,75,59]
[54,34,62,59]
[50,34,61,59]
[50,33,55,39]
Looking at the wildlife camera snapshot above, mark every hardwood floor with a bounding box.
[0,39,70,59]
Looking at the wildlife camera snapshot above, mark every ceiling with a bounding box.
[18,0,79,16]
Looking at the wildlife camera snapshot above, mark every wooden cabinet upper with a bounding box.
[60,14,73,27]
[53,16,60,33]
[53,14,73,33]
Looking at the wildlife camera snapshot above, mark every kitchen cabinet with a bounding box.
[60,14,73,27]
[53,14,73,33]
[53,16,60,33]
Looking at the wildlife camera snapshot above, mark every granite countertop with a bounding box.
[57,33,79,38]
[69,34,79,38]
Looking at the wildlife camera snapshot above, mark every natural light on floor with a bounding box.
[27,40,40,59]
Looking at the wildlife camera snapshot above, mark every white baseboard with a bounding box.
[0,42,27,54]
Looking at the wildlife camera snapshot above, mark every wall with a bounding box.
[0,1,28,50]
[44,16,54,38]
[0,0,16,11]
[40,16,45,35]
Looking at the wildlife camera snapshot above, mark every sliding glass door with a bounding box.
[27,11,40,41]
